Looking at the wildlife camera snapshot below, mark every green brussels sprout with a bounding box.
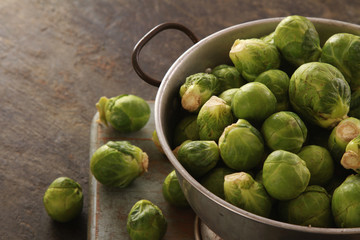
[162,170,189,207]
[263,150,310,201]
[200,167,235,199]
[219,119,265,171]
[273,15,321,67]
[231,82,277,123]
[297,145,334,186]
[278,185,333,227]
[224,172,273,217]
[321,33,360,91]
[229,38,281,82]
[349,89,360,118]
[177,140,220,178]
[127,199,167,240]
[179,73,220,112]
[341,135,360,173]
[173,115,199,147]
[261,31,275,45]
[218,88,238,106]
[332,174,360,228]
[211,64,246,92]
[90,141,148,187]
[152,130,164,154]
[254,69,290,111]
[261,111,307,153]
[289,62,351,129]
[43,177,83,223]
[328,117,360,162]
[197,96,234,141]
[255,169,264,184]
[96,94,150,133]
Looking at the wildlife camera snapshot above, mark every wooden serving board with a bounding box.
[88,101,196,240]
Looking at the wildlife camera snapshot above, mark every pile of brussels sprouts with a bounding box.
[174,15,360,228]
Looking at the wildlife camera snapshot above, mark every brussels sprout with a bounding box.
[197,96,234,141]
[289,62,351,129]
[152,130,164,154]
[90,141,148,187]
[328,117,360,161]
[177,140,220,178]
[96,94,150,133]
[261,31,275,45]
[162,170,189,207]
[321,33,360,91]
[43,177,83,222]
[278,185,333,227]
[173,115,199,147]
[218,88,238,105]
[231,82,277,123]
[341,135,360,173]
[261,111,307,153]
[219,119,265,171]
[263,150,310,201]
[254,69,290,111]
[332,174,360,228]
[349,89,360,118]
[229,38,281,82]
[297,145,334,186]
[200,167,235,199]
[224,172,272,217]
[127,199,167,240]
[273,15,321,67]
[211,64,246,92]
[179,73,220,112]
[255,169,264,184]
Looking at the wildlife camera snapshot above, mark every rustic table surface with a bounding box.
[1,0,360,239]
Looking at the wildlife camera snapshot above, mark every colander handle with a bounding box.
[132,22,199,87]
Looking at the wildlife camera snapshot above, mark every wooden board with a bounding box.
[88,101,196,240]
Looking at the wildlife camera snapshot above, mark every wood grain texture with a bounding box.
[0,0,359,239]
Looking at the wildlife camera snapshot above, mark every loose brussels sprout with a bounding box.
[341,135,360,173]
[96,94,150,133]
[224,172,273,217]
[229,38,281,82]
[218,88,238,106]
[211,64,246,92]
[173,115,199,147]
[278,185,333,227]
[162,170,189,207]
[273,15,321,67]
[254,69,290,111]
[328,117,360,162]
[219,119,265,171]
[263,150,310,200]
[179,73,220,112]
[43,177,83,222]
[349,89,360,118]
[261,111,307,153]
[152,130,164,154]
[127,199,167,240]
[332,174,360,228]
[90,141,148,187]
[289,62,351,129]
[200,167,235,199]
[297,145,334,186]
[177,140,220,178]
[197,96,234,141]
[231,82,277,123]
[321,33,360,91]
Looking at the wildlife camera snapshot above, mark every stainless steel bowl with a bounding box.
[153,17,360,240]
